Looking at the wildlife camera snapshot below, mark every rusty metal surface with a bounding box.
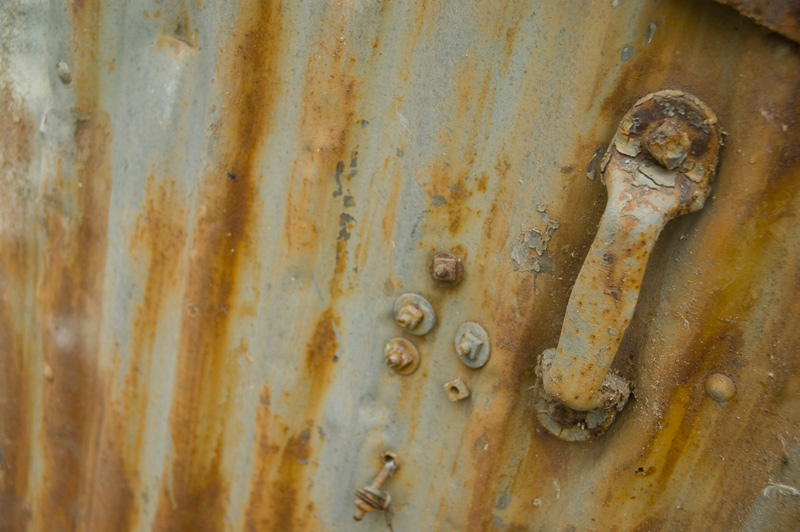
[714,0,800,43]
[0,0,799,531]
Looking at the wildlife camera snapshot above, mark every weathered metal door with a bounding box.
[1,0,799,531]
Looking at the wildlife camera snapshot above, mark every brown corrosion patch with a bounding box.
[244,2,365,526]
[36,117,114,528]
[125,175,187,451]
[86,175,188,530]
[34,2,113,527]
[153,1,285,530]
[244,308,339,530]
[714,0,800,43]
[0,79,36,531]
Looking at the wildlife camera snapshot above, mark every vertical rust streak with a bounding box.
[35,0,113,529]
[244,310,340,532]
[37,114,114,532]
[245,4,362,528]
[153,2,283,530]
[86,177,188,530]
[0,82,36,531]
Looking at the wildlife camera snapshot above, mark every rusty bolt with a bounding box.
[644,119,691,170]
[705,373,736,403]
[354,453,398,522]
[429,252,464,285]
[396,302,424,330]
[392,293,436,335]
[444,378,470,402]
[384,337,420,375]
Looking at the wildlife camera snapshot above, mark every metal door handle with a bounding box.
[534,91,723,441]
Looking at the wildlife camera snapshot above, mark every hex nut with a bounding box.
[384,337,420,375]
[454,322,490,368]
[444,378,470,402]
[429,253,463,285]
[705,373,736,403]
[392,293,436,335]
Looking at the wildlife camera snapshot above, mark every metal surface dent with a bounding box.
[0,0,799,531]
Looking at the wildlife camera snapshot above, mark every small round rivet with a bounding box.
[393,293,435,335]
[454,322,490,368]
[56,61,72,85]
[384,337,420,375]
[705,373,736,403]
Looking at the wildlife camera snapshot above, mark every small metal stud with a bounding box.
[393,293,435,335]
[384,338,420,375]
[454,322,490,368]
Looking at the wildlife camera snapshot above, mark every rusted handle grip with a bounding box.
[543,182,665,411]
[535,91,723,441]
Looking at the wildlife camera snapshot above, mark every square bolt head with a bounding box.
[429,253,463,285]
[444,378,470,402]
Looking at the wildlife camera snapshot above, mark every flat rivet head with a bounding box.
[444,378,470,401]
[705,373,736,404]
[393,293,435,335]
[454,322,490,368]
[429,253,463,285]
[384,337,420,375]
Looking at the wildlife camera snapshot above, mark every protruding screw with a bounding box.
[384,338,420,375]
[456,331,483,360]
[429,252,464,285]
[392,293,435,335]
[705,373,736,403]
[396,302,424,330]
[354,453,398,522]
[456,342,472,357]
[454,322,491,368]
[644,119,691,170]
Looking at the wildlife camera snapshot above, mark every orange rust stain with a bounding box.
[243,389,280,532]
[36,3,112,524]
[86,175,188,530]
[244,5,365,525]
[156,4,200,56]
[302,308,340,405]
[245,309,339,530]
[266,434,313,530]
[126,175,188,414]
[0,79,35,532]
[84,402,137,532]
[36,112,114,532]
[280,16,361,259]
[381,157,404,244]
[153,1,284,530]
